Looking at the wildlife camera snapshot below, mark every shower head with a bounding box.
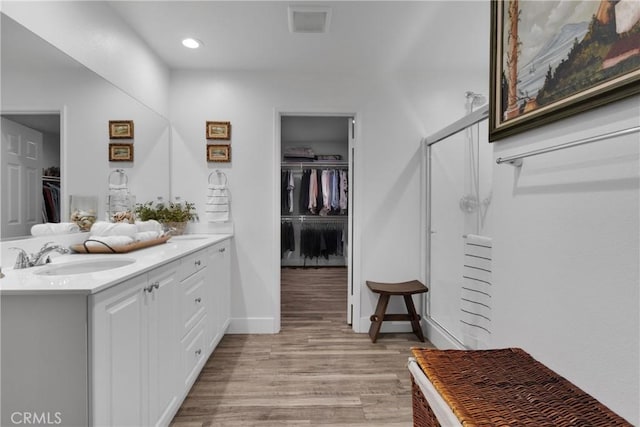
[465,91,486,107]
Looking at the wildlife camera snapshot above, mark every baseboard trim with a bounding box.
[227,317,276,334]
[422,317,465,349]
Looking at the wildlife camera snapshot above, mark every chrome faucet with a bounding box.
[11,242,70,269]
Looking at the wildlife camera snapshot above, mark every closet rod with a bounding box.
[496,126,640,167]
[281,215,347,222]
[281,161,348,170]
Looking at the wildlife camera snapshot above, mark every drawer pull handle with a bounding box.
[144,282,160,293]
[195,349,202,356]
[194,260,201,267]
[218,247,226,253]
[195,297,202,303]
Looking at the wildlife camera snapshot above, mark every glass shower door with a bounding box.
[426,118,491,345]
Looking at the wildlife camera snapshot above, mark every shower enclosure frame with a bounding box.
[421,104,489,349]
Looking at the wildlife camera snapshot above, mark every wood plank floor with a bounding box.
[171,267,434,426]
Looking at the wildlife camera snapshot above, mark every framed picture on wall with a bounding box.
[207,144,231,162]
[109,120,134,139]
[109,143,134,161]
[206,121,231,140]
[489,0,640,141]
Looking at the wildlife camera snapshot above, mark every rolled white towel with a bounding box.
[134,231,161,242]
[31,222,80,236]
[135,220,163,233]
[85,235,134,248]
[90,221,137,237]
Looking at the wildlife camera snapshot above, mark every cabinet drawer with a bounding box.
[181,315,207,387]
[179,251,208,281]
[180,269,206,336]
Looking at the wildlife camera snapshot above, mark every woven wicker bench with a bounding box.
[408,348,631,427]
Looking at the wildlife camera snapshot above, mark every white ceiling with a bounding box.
[107,1,490,73]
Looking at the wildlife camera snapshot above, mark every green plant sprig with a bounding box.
[134,200,198,223]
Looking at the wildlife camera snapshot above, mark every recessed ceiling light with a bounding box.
[182,38,202,49]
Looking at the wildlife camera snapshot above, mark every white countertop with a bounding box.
[0,234,232,295]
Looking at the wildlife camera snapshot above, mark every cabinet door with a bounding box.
[91,276,147,427]
[206,241,230,351]
[205,248,220,351]
[214,241,231,334]
[147,262,179,427]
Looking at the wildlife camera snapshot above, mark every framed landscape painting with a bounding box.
[489,0,640,141]
[109,120,134,139]
[109,143,133,162]
[207,144,231,162]
[206,121,231,140]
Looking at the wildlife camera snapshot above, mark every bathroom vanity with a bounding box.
[0,234,232,427]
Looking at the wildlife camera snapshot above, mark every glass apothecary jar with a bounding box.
[69,195,98,231]
[107,169,135,223]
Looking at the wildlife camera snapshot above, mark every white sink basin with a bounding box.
[34,258,136,276]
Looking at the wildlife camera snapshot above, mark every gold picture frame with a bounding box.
[489,1,640,141]
[207,144,231,162]
[109,120,134,139]
[109,143,134,162]
[206,121,231,140]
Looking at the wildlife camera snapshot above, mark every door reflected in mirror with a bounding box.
[1,114,61,239]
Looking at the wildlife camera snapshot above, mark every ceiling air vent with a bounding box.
[288,5,331,33]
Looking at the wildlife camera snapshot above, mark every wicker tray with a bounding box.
[69,235,171,254]
[410,348,631,427]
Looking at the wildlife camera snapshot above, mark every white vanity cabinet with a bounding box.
[90,238,232,426]
[90,260,180,427]
[0,235,233,427]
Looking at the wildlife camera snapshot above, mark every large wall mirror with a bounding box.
[0,13,170,240]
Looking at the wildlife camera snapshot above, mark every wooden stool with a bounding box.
[366,280,428,343]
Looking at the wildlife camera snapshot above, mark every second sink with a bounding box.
[34,258,136,276]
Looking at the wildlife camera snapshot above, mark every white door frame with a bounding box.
[273,109,361,333]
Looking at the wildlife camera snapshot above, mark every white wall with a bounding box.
[1,1,170,117]
[489,95,639,424]
[168,69,482,334]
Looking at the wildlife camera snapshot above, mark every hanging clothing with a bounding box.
[281,171,289,213]
[339,170,348,212]
[42,182,61,223]
[299,170,311,214]
[287,171,294,213]
[308,169,318,214]
[315,169,323,215]
[320,170,331,215]
[281,170,295,214]
[330,170,340,211]
[281,221,295,257]
[299,223,344,262]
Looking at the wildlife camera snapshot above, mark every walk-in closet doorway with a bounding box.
[276,112,359,333]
